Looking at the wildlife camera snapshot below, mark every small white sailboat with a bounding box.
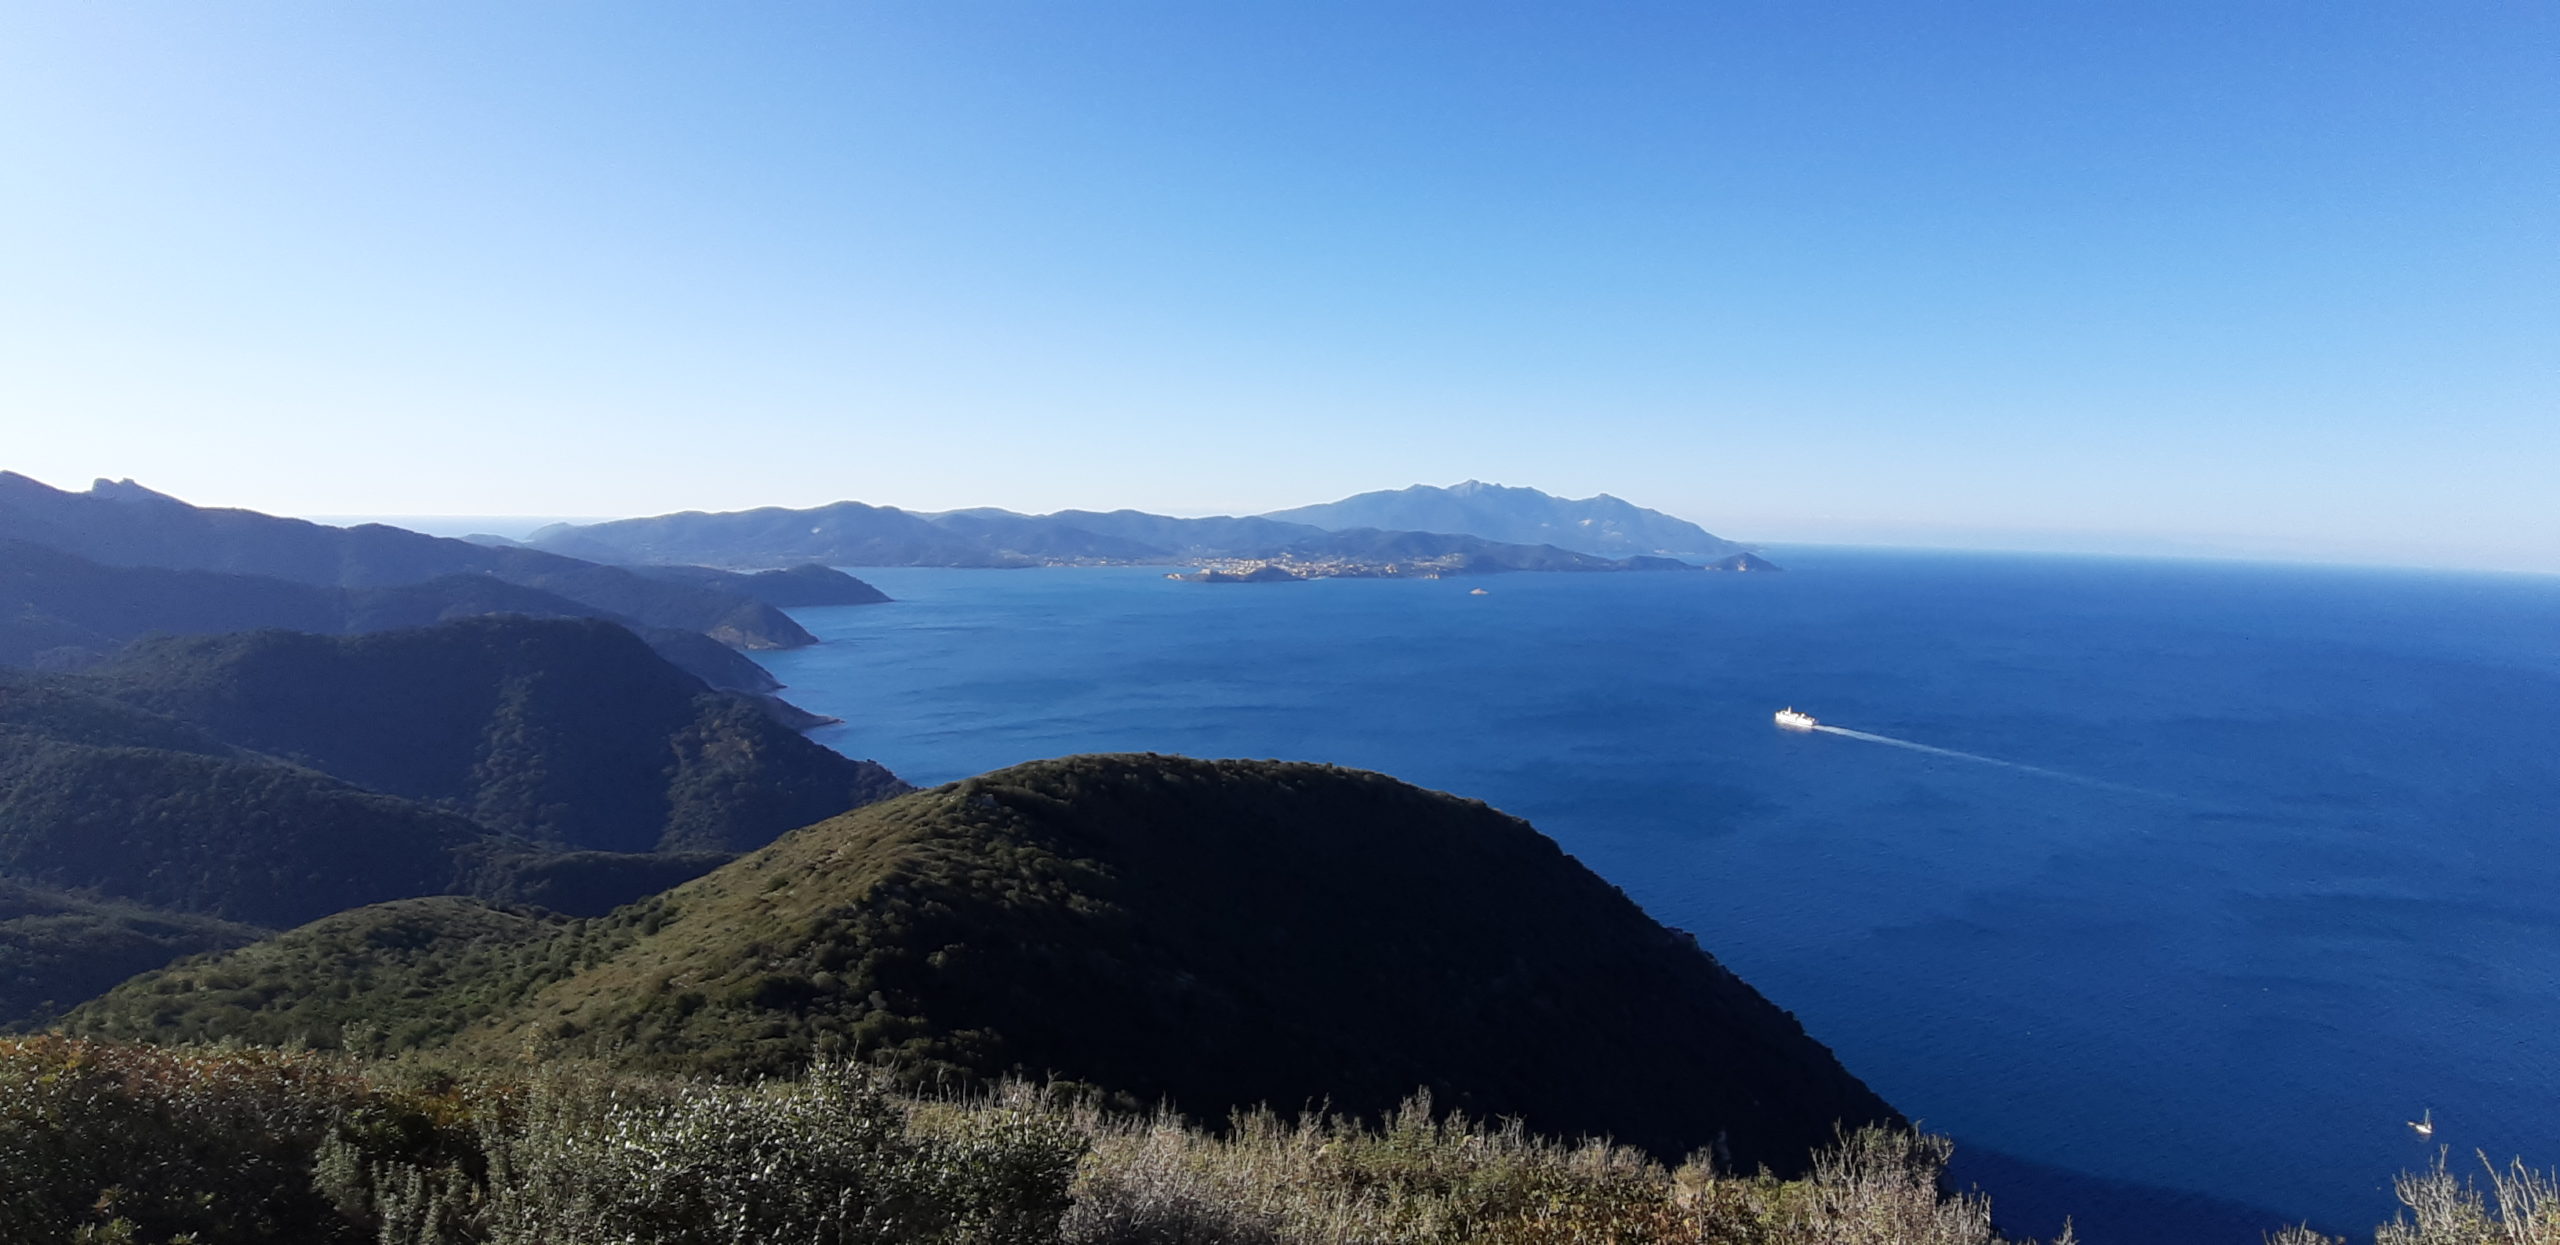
[2408,1109,2434,1138]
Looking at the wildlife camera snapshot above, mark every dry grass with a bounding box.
[1054,1092,2060,1245]
[6,1037,2554,1244]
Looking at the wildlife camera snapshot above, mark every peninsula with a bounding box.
[527,481,1779,576]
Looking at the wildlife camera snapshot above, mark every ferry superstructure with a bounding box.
[1774,708,1818,731]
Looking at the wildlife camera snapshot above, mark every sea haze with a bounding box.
[752,550,2560,1239]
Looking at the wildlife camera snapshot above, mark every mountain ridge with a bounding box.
[0,473,848,652]
[88,617,907,854]
[523,482,1763,573]
[0,614,913,1024]
[0,536,796,695]
[1263,480,1746,561]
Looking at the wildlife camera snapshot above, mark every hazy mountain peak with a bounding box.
[1262,482,1743,561]
[89,478,182,505]
[0,471,827,652]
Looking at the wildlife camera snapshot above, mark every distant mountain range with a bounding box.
[0,537,783,695]
[527,481,1766,573]
[0,473,888,656]
[0,474,896,712]
[1266,480,1746,561]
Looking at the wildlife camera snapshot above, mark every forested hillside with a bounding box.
[69,754,1893,1175]
[89,618,906,853]
[0,616,910,1027]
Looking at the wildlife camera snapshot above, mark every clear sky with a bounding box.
[3,3,2553,570]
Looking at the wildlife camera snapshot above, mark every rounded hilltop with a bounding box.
[70,753,1897,1175]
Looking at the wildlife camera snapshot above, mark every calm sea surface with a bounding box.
[752,549,2560,1239]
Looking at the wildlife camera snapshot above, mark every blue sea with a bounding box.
[752,549,2560,1241]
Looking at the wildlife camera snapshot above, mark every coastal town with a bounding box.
[1168,549,1776,582]
[1167,555,1478,582]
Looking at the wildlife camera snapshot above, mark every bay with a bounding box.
[753,548,2560,1239]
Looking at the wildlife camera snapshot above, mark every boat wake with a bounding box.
[1809,724,2151,795]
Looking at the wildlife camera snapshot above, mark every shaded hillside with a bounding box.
[92,617,908,853]
[1264,480,1747,561]
[0,676,534,928]
[0,725,489,925]
[76,755,1896,1174]
[0,473,818,649]
[0,700,738,1023]
[0,634,853,1023]
[0,881,264,1028]
[0,538,788,692]
[532,500,1035,567]
[456,845,735,919]
[0,537,340,667]
[0,668,240,756]
[627,562,891,607]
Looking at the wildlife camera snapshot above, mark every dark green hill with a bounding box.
[0,472,820,650]
[2,673,491,930]
[91,617,908,853]
[62,896,610,1051]
[0,538,342,667]
[0,669,239,756]
[0,728,489,925]
[0,615,907,1025]
[0,704,746,1025]
[454,845,737,918]
[0,880,264,1028]
[73,755,1896,1174]
[60,896,595,1050]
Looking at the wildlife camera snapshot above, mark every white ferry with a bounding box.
[1774,708,1818,731]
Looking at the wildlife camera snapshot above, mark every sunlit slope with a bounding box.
[84,754,1896,1172]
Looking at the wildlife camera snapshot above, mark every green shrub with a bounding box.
[6,1037,2552,1245]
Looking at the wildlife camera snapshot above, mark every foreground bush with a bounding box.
[0,1038,1074,1245]
[357,1065,1079,1245]
[3,1037,2551,1244]
[0,1036,379,1241]
[1059,1095,2028,1245]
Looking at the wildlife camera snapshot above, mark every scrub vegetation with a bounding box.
[64,755,1899,1175]
[0,1037,2007,1245]
[6,1037,2546,1245]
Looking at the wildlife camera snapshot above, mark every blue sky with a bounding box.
[3,3,2552,569]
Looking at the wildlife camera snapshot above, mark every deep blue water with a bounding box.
[752,549,2560,1240]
